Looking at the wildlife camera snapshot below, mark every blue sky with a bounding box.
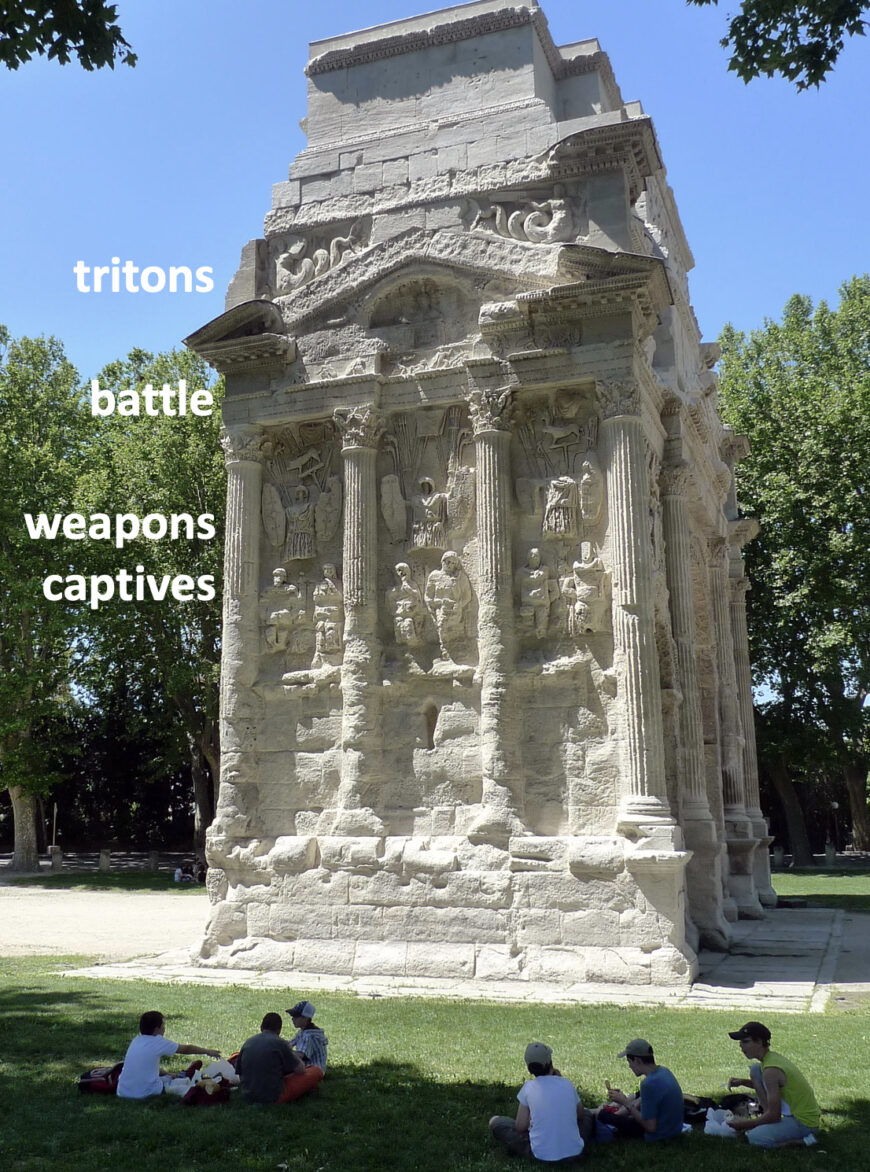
[2,0,867,381]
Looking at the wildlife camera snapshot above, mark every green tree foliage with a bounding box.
[718,277,870,850]
[76,348,225,848]
[0,1,135,71]
[688,1,868,88]
[0,327,92,868]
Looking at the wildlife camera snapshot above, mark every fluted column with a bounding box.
[709,534,762,917]
[599,383,675,833]
[661,459,730,946]
[331,405,385,831]
[214,424,266,837]
[468,385,523,838]
[729,522,776,906]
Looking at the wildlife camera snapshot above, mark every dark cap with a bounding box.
[617,1039,654,1059]
[287,1000,316,1019]
[728,1021,771,1043]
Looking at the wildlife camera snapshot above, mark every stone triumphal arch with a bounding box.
[187,0,774,987]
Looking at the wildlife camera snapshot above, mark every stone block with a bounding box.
[402,838,458,876]
[267,835,317,875]
[271,903,329,941]
[567,837,625,878]
[522,945,586,984]
[436,144,467,173]
[279,868,349,905]
[428,871,513,909]
[204,903,247,947]
[406,941,475,978]
[353,162,383,193]
[561,909,620,948]
[223,939,296,970]
[289,149,341,179]
[349,872,427,907]
[475,945,524,981]
[354,940,407,976]
[409,151,438,182]
[319,835,383,871]
[585,947,652,985]
[509,836,568,871]
[650,945,696,986]
[271,180,301,208]
[382,158,409,187]
[294,938,356,975]
[456,840,511,872]
[514,909,562,945]
[246,902,272,937]
[382,905,507,944]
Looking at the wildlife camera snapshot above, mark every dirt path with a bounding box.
[0,885,209,961]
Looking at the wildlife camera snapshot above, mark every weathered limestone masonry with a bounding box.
[186,0,772,988]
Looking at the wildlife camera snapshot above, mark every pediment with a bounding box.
[275,228,595,331]
[184,300,295,373]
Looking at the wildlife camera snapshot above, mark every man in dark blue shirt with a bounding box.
[607,1039,684,1142]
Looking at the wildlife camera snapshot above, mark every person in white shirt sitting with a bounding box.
[116,1010,220,1100]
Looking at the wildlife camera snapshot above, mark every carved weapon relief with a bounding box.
[261,422,342,562]
[462,182,587,244]
[514,391,603,542]
[273,217,370,296]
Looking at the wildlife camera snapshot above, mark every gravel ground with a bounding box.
[0,884,209,960]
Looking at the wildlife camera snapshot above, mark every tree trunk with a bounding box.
[7,786,40,871]
[768,764,814,866]
[844,762,870,851]
[190,737,213,853]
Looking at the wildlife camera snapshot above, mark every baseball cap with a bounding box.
[728,1021,771,1043]
[524,1042,553,1066]
[287,1000,316,1019]
[617,1039,654,1059]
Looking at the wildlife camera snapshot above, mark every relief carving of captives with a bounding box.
[271,562,345,690]
[515,543,611,643]
[514,390,605,543]
[260,422,343,563]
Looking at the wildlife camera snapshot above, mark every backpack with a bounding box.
[77,1062,124,1094]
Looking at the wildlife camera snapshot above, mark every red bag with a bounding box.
[77,1062,124,1094]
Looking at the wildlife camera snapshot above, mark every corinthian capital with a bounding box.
[220,425,267,465]
[596,380,641,420]
[468,385,513,434]
[333,404,384,449]
[660,460,691,500]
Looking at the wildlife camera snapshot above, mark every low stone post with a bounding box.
[48,845,63,872]
[98,848,111,871]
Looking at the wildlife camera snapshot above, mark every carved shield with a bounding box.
[261,482,285,548]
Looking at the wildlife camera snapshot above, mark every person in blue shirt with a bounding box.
[606,1039,685,1142]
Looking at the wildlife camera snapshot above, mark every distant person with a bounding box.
[116,1010,220,1100]
[489,1041,586,1163]
[194,860,207,883]
[237,1012,306,1104]
[726,1021,820,1147]
[605,1039,684,1142]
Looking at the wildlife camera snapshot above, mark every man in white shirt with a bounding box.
[489,1042,586,1163]
[116,1010,221,1099]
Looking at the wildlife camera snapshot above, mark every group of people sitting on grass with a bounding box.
[489,1021,821,1163]
[115,999,327,1105]
[114,1008,819,1162]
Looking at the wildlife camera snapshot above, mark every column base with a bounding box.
[682,820,732,952]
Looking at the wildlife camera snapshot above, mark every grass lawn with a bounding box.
[1,956,868,1171]
[1,871,204,894]
[772,868,870,913]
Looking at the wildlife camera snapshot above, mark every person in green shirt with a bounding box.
[726,1021,820,1148]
